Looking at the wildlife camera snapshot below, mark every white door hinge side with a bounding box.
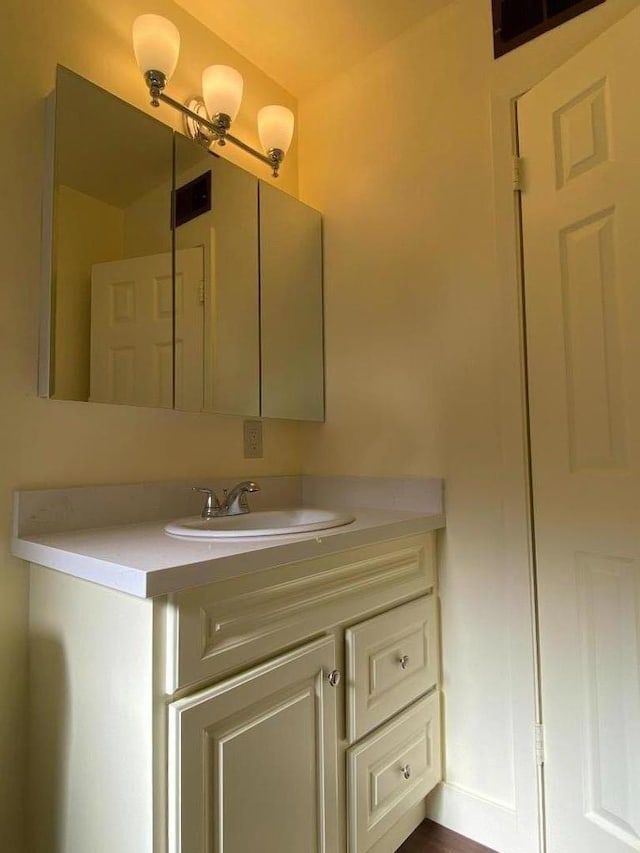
[199,282,205,305]
[513,155,525,193]
[535,723,545,766]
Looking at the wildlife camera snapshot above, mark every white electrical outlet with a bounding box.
[243,420,263,458]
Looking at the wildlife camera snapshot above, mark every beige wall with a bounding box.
[1,1,301,849]
[298,1,640,849]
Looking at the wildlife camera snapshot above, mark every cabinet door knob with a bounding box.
[399,655,410,670]
[327,669,341,688]
[401,764,411,780]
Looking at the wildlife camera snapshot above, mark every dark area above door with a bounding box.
[492,0,606,57]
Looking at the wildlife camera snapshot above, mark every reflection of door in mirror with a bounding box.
[44,67,174,408]
[174,247,205,412]
[88,248,203,408]
[173,136,260,416]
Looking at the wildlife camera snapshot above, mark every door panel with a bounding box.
[577,553,640,848]
[519,7,640,851]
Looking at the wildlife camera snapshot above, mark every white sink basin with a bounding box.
[164,508,356,539]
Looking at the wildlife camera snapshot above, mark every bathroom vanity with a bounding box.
[14,477,444,853]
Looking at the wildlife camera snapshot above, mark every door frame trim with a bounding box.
[511,92,548,853]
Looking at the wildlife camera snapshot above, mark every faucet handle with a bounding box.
[192,487,221,519]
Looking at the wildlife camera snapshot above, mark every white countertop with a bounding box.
[11,476,444,598]
[12,508,445,598]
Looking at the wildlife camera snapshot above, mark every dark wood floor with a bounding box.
[398,819,498,853]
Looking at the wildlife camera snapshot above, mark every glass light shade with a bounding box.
[132,14,180,81]
[202,65,244,121]
[257,106,295,154]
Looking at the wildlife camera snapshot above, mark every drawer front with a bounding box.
[166,533,435,694]
[347,692,441,853]
[345,595,438,742]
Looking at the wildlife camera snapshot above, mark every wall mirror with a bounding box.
[41,66,174,408]
[41,67,325,421]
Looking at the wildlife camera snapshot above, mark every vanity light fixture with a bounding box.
[132,13,294,177]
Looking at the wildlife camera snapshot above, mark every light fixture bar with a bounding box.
[154,90,284,177]
[133,15,290,178]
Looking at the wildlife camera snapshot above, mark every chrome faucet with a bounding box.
[221,480,261,515]
[192,481,260,519]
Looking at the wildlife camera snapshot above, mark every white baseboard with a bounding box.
[426,782,518,853]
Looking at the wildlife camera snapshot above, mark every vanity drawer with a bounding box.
[345,594,438,742]
[347,692,441,853]
[166,533,435,694]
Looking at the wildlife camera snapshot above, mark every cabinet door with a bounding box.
[259,180,324,421]
[168,636,339,853]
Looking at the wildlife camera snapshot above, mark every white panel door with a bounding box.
[519,8,640,853]
[168,636,339,853]
[90,248,203,408]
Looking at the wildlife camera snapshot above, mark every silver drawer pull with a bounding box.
[327,670,341,688]
[399,655,410,670]
[400,764,411,780]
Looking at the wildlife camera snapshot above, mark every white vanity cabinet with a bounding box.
[28,531,441,853]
